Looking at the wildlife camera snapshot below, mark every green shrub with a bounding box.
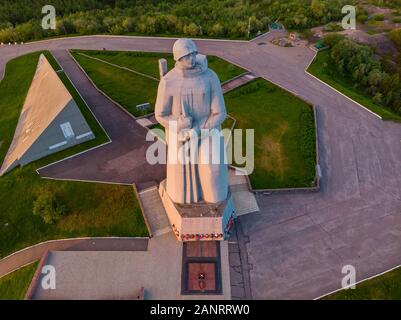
[357,14,369,24]
[367,19,380,27]
[228,81,263,98]
[372,92,383,104]
[322,33,345,47]
[373,14,385,21]
[298,108,316,185]
[33,191,68,224]
[323,22,342,32]
[388,28,401,49]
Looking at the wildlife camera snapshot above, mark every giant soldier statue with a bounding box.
[155,38,229,205]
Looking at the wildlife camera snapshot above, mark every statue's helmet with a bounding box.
[173,38,198,61]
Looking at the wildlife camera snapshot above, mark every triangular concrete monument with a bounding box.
[0,54,95,175]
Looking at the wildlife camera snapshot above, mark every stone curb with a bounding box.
[133,183,154,238]
[0,237,149,279]
[24,251,49,300]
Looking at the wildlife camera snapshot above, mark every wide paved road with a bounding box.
[1,33,401,299]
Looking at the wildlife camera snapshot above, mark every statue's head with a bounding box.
[173,38,198,69]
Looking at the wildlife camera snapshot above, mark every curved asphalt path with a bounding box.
[0,237,148,279]
[1,33,401,299]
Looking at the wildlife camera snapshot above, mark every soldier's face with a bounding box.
[178,52,196,69]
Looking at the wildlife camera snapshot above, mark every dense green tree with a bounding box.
[0,0,355,42]
[209,23,226,37]
[323,33,345,47]
[389,29,401,49]
[33,190,68,224]
[183,23,199,37]
[327,38,401,115]
[311,0,325,18]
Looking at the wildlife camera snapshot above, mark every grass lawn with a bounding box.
[323,266,401,300]
[70,50,246,117]
[0,51,148,259]
[0,261,38,300]
[72,50,246,83]
[71,51,159,117]
[224,79,317,189]
[308,50,401,122]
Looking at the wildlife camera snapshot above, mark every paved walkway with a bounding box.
[1,35,401,299]
[228,221,252,299]
[222,72,257,93]
[138,186,171,237]
[31,232,231,300]
[0,237,148,278]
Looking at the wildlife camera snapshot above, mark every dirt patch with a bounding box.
[365,5,392,16]
[339,29,398,55]
[259,123,288,177]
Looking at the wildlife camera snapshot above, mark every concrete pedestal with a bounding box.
[159,180,236,241]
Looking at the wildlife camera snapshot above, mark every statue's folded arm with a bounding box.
[155,79,177,128]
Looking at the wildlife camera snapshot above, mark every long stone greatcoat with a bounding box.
[155,55,228,204]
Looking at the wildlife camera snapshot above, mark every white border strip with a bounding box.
[49,140,67,150]
[249,30,271,42]
[75,52,159,81]
[36,141,111,173]
[314,262,401,300]
[76,131,93,140]
[0,236,149,273]
[304,51,382,119]
[39,175,133,185]
[221,71,252,86]
[0,260,39,280]
[306,50,318,71]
